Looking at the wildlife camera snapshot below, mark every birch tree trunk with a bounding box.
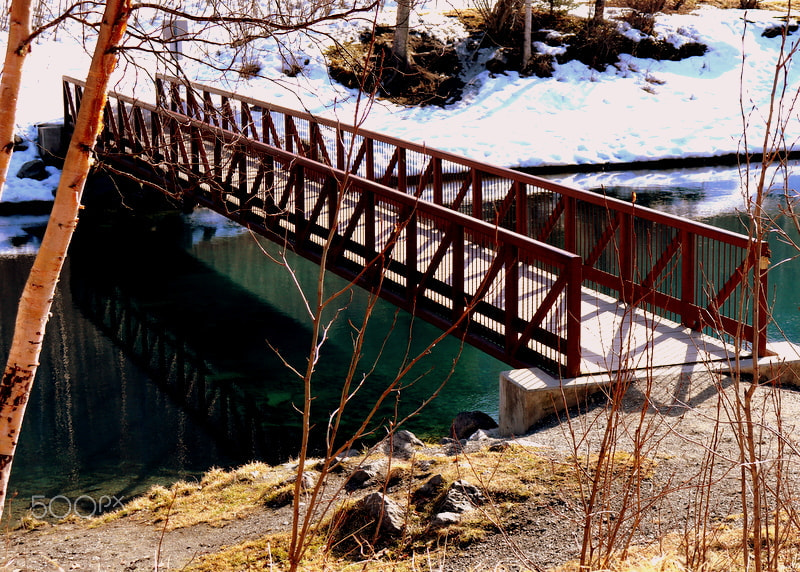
[592,0,605,23]
[392,0,412,71]
[0,0,33,201]
[0,0,131,519]
[523,0,532,69]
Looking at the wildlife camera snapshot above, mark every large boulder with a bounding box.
[450,411,498,440]
[345,460,387,491]
[439,479,486,514]
[380,429,424,458]
[16,159,49,181]
[288,470,318,491]
[417,474,446,498]
[358,492,405,536]
[431,511,461,527]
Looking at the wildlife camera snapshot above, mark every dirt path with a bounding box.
[4,509,293,571]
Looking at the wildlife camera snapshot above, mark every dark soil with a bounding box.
[327,26,466,106]
[325,10,707,106]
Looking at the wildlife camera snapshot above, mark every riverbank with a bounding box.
[7,362,800,571]
[1,2,799,208]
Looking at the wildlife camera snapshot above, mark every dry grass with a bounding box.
[92,462,297,531]
[167,443,581,570]
[15,514,48,531]
[550,514,800,571]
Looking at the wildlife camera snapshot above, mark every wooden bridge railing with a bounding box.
[63,76,584,376]
[155,75,769,355]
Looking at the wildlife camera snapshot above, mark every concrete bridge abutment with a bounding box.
[498,341,800,437]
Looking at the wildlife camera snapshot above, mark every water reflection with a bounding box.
[2,253,236,522]
[545,161,800,222]
[1,206,505,521]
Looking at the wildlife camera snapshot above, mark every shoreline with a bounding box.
[5,147,798,214]
[516,149,800,177]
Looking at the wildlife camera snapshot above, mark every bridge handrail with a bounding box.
[155,74,756,247]
[152,74,769,355]
[64,77,580,262]
[64,75,585,375]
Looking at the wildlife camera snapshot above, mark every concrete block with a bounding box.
[726,341,800,386]
[499,368,612,436]
[498,342,800,438]
[37,122,68,168]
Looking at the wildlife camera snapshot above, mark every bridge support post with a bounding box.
[680,230,699,329]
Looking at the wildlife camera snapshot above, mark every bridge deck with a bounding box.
[577,291,738,374]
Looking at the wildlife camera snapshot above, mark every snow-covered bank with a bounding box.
[1,3,798,215]
[201,4,798,169]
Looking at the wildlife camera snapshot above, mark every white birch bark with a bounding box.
[0,0,132,519]
[0,0,33,201]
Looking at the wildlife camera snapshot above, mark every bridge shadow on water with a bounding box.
[0,188,502,520]
[66,202,496,467]
[68,208,348,465]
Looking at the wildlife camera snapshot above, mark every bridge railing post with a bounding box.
[564,196,576,254]
[565,255,583,378]
[220,96,236,132]
[154,77,165,109]
[471,170,482,220]
[756,239,770,355]
[284,114,294,153]
[236,142,248,203]
[294,163,306,240]
[514,182,527,236]
[168,80,182,114]
[405,207,418,300]
[364,191,375,257]
[504,245,519,355]
[203,90,216,127]
[397,148,407,194]
[619,211,635,304]
[680,229,698,330]
[309,122,320,163]
[365,138,375,180]
[149,105,163,164]
[335,127,345,171]
[452,225,465,321]
[62,79,76,129]
[325,175,337,232]
[432,157,443,206]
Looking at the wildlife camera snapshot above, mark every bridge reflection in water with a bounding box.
[67,210,504,454]
[1,209,503,521]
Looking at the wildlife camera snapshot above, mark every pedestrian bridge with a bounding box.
[62,75,781,431]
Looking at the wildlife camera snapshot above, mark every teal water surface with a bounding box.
[0,206,505,522]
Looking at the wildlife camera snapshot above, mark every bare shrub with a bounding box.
[474,0,526,40]
[623,10,656,34]
[621,0,667,35]
[237,60,262,77]
[624,0,668,14]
